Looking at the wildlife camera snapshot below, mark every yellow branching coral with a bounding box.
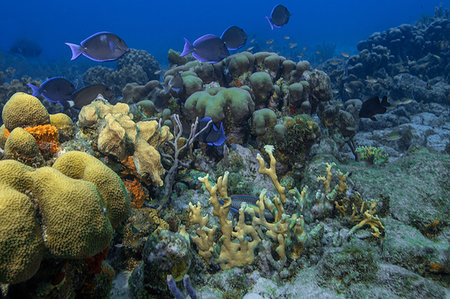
[256,145,286,204]
[189,145,306,270]
[316,163,385,238]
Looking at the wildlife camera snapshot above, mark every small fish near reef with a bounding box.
[164,72,184,97]
[266,4,291,30]
[359,96,390,121]
[196,117,227,146]
[71,84,113,109]
[65,32,129,62]
[27,77,75,109]
[181,34,230,63]
[221,26,248,50]
[220,194,275,222]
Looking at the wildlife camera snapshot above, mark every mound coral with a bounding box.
[0,150,130,284]
[3,127,44,166]
[2,92,50,131]
[184,87,254,143]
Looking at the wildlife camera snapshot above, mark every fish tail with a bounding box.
[213,122,227,146]
[65,43,83,60]
[180,38,193,56]
[265,16,274,30]
[27,83,40,97]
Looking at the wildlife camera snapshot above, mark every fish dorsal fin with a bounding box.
[381,95,390,107]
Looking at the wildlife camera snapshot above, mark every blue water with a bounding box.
[0,0,449,71]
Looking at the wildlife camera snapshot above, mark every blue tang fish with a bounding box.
[65,32,128,62]
[221,26,248,50]
[180,34,230,63]
[266,4,291,30]
[196,117,227,146]
[164,72,184,97]
[27,77,75,109]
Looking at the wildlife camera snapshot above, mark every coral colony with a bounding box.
[0,3,449,298]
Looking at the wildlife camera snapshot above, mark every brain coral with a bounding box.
[4,127,44,166]
[52,151,130,228]
[0,150,129,284]
[0,161,44,284]
[2,92,50,131]
[30,166,113,258]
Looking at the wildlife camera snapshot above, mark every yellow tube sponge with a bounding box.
[0,161,44,284]
[52,151,130,228]
[29,167,113,258]
[2,92,50,131]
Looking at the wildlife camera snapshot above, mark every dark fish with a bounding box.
[266,4,291,30]
[219,194,274,221]
[71,84,113,109]
[165,72,184,96]
[220,26,248,50]
[196,117,227,146]
[9,38,42,57]
[180,34,230,63]
[27,77,75,107]
[359,96,390,121]
[65,32,128,62]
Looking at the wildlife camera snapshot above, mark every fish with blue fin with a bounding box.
[221,26,248,50]
[219,194,274,221]
[266,4,291,30]
[65,32,128,62]
[71,84,113,109]
[180,34,230,63]
[164,72,185,97]
[196,117,227,146]
[27,77,75,109]
[359,96,390,121]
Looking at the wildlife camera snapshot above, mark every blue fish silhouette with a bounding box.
[196,117,227,146]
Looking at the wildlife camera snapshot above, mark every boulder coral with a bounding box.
[52,151,130,228]
[2,92,50,131]
[0,150,129,284]
[184,87,254,143]
[4,127,44,166]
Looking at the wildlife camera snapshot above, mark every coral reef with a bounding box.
[77,98,173,186]
[83,49,160,96]
[322,15,450,103]
[0,149,130,284]
[189,145,306,270]
[129,229,191,298]
[2,92,50,131]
